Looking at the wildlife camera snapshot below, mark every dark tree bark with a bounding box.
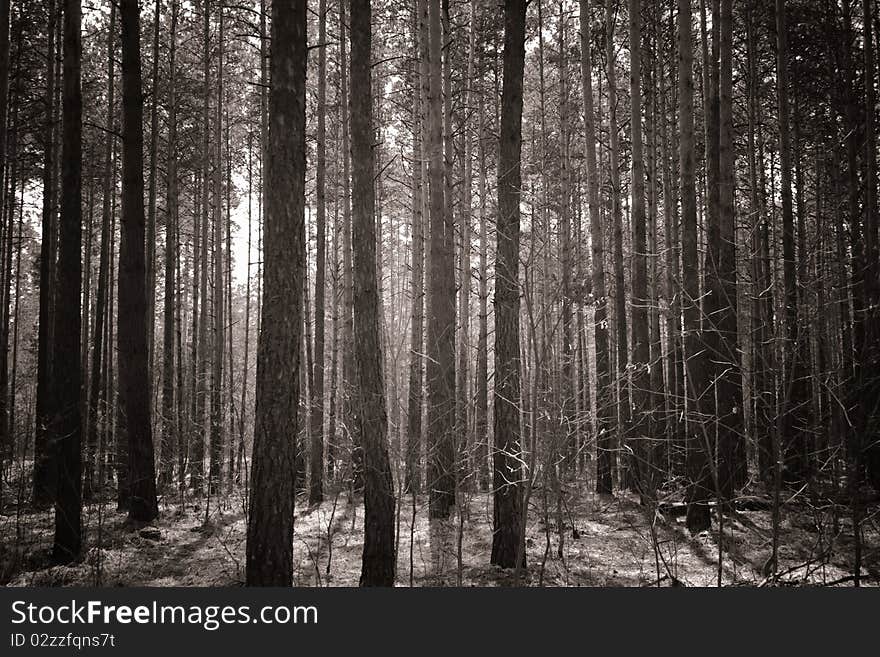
[747,4,772,484]
[861,0,880,489]
[775,0,808,481]
[246,0,305,587]
[426,0,455,519]
[119,0,158,522]
[350,0,396,587]
[0,0,8,227]
[52,0,83,562]
[33,0,58,507]
[0,0,12,491]
[713,0,744,497]
[491,0,526,570]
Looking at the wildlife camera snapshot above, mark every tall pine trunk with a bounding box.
[309,0,328,506]
[33,0,58,507]
[580,0,613,495]
[350,0,396,587]
[491,0,526,570]
[160,0,179,491]
[246,0,306,587]
[118,0,158,522]
[52,0,83,562]
[426,0,455,519]
[681,0,711,533]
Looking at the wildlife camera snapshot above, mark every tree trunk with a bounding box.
[245,0,305,587]
[775,0,806,482]
[681,0,711,534]
[406,0,426,495]
[607,0,629,477]
[340,0,359,491]
[146,0,160,389]
[309,0,328,507]
[84,2,116,502]
[700,0,743,500]
[52,0,83,562]
[193,0,211,494]
[350,0,396,587]
[33,0,58,507]
[426,0,455,519]
[119,0,158,523]
[491,0,526,570]
[160,0,179,492]
[629,0,652,496]
[580,0,613,495]
[475,44,489,492]
[209,5,225,495]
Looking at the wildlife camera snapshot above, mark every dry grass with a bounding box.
[2,482,877,587]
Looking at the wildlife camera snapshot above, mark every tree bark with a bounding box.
[52,0,83,562]
[681,0,711,534]
[33,0,59,507]
[84,2,116,502]
[350,0,396,587]
[426,0,455,519]
[245,0,306,587]
[160,0,179,492]
[118,0,158,522]
[309,0,329,506]
[629,0,652,496]
[491,0,526,570]
[607,0,629,473]
[406,0,426,495]
[580,0,613,495]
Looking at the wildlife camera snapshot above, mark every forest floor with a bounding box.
[2,478,879,587]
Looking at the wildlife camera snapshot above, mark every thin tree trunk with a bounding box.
[406,0,426,495]
[607,0,629,480]
[209,4,225,495]
[629,0,651,496]
[84,3,116,502]
[340,0,359,491]
[581,0,613,495]
[681,0,711,533]
[775,0,806,482]
[160,0,179,492]
[310,0,328,506]
[474,42,489,492]
[146,0,160,390]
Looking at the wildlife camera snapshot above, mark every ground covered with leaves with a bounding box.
[3,480,878,587]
